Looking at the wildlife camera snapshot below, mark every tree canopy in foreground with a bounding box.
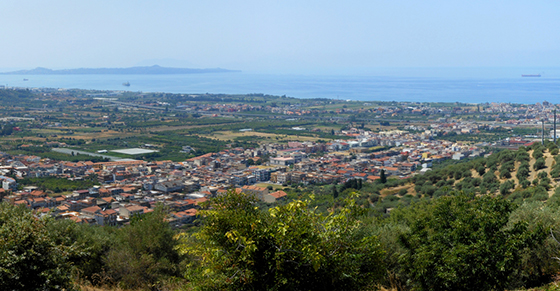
[399,194,548,291]
[178,191,385,291]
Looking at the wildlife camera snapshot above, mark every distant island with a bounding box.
[0,65,240,75]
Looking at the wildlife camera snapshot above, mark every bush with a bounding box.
[500,180,515,195]
[105,206,181,289]
[521,179,531,189]
[179,191,385,290]
[399,194,547,291]
[533,148,544,159]
[534,158,546,171]
[0,203,77,290]
[508,202,560,287]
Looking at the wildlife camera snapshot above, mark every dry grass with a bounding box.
[254,182,284,190]
[380,184,414,198]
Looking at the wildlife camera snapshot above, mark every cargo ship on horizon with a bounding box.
[522,74,541,77]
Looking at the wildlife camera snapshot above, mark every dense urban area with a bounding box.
[3,86,560,290]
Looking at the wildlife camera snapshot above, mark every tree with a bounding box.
[508,201,560,287]
[500,179,515,195]
[534,157,546,171]
[333,185,339,199]
[179,190,385,290]
[399,194,547,291]
[0,203,77,290]
[477,165,486,176]
[380,169,387,184]
[1,124,13,136]
[104,205,181,289]
[517,163,530,180]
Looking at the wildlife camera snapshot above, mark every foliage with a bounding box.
[507,202,560,287]
[534,157,546,171]
[104,206,181,289]
[399,194,547,291]
[517,161,531,181]
[380,169,387,183]
[0,203,78,290]
[7,146,109,163]
[18,176,98,193]
[178,190,385,290]
[500,179,516,195]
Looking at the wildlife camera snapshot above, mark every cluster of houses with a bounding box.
[0,126,485,228]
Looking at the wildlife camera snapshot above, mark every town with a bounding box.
[0,87,557,229]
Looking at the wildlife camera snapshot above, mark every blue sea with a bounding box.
[1,67,559,104]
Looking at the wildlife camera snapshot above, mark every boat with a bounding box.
[521,74,541,77]
[23,78,28,81]
[122,81,130,86]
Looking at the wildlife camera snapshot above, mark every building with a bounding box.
[270,157,295,166]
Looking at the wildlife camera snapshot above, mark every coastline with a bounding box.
[0,71,558,104]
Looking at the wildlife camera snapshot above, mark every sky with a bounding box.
[1,1,559,74]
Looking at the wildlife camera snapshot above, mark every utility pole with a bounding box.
[554,109,557,144]
[542,119,545,145]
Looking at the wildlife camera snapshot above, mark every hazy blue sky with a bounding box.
[1,1,558,73]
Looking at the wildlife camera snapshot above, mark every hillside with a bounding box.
[366,141,560,213]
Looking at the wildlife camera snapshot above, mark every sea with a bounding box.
[1,67,559,104]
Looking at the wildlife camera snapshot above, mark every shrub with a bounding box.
[399,194,547,291]
[534,157,546,171]
[179,191,386,290]
[0,203,77,290]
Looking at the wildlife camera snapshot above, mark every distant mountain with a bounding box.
[0,65,240,75]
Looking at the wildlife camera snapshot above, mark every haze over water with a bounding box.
[2,67,559,104]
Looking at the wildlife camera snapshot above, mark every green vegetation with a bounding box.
[4,88,560,289]
[178,191,385,290]
[5,188,560,290]
[6,145,109,163]
[0,204,182,290]
[399,194,546,291]
[104,207,181,289]
[0,203,77,290]
[18,176,98,193]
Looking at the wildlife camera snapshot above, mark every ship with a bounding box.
[122,81,130,86]
[521,74,541,77]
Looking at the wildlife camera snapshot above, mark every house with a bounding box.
[263,190,287,203]
[80,205,117,226]
[276,172,292,184]
[270,157,295,166]
[0,176,17,191]
[241,185,268,200]
[154,180,184,193]
[120,205,145,218]
[169,208,198,226]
